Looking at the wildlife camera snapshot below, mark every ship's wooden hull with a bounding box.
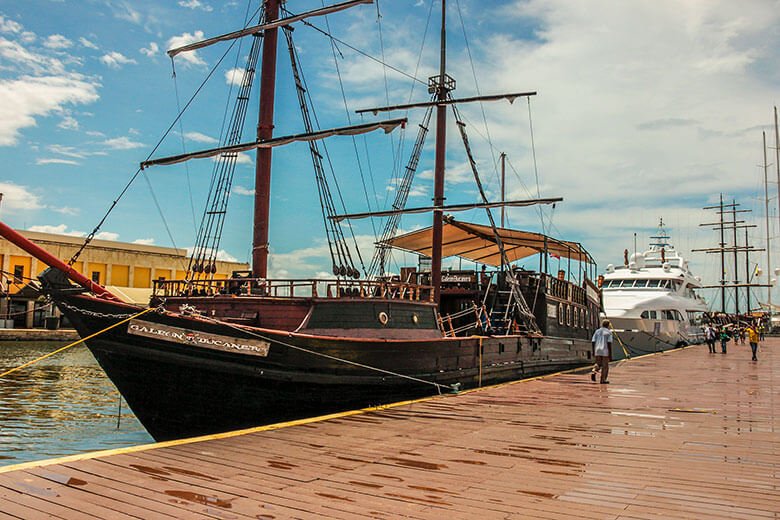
[56,293,592,441]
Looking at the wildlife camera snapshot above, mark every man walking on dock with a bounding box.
[704,323,716,353]
[747,324,759,361]
[591,320,612,384]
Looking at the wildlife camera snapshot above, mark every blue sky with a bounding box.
[1,1,780,311]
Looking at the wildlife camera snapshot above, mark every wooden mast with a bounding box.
[431,0,449,304]
[253,0,280,279]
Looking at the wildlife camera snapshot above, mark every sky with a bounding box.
[1,0,780,312]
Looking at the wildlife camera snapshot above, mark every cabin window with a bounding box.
[91,271,100,284]
[566,305,572,326]
[558,303,564,325]
[12,265,23,284]
[573,308,579,327]
[662,310,682,320]
[641,310,649,319]
[642,310,658,319]
[647,280,661,287]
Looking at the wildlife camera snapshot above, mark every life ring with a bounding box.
[378,311,389,325]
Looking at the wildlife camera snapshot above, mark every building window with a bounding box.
[13,265,23,284]
[91,272,100,284]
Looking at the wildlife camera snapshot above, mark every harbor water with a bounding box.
[0,341,153,467]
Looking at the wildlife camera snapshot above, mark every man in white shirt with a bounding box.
[591,320,613,384]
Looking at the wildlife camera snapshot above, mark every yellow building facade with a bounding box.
[0,229,248,328]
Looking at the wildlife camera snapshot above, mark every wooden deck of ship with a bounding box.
[1,339,778,519]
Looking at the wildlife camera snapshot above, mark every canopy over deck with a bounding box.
[381,217,595,267]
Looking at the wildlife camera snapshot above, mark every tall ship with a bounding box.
[0,0,600,441]
[601,219,707,358]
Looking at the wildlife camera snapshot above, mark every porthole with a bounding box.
[411,314,419,324]
[378,311,389,326]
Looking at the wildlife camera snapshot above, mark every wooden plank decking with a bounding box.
[1,339,778,519]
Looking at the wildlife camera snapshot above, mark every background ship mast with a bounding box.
[696,195,766,314]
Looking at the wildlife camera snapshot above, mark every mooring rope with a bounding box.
[0,306,157,378]
[200,314,458,394]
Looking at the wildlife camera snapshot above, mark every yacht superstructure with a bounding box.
[602,222,707,358]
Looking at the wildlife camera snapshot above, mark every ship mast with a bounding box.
[763,131,773,322]
[253,0,280,279]
[430,0,451,304]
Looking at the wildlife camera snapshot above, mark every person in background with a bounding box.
[719,326,730,354]
[758,323,766,341]
[738,327,746,345]
[746,324,759,362]
[590,319,612,384]
[704,323,716,354]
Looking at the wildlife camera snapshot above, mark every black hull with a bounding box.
[56,294,592,441]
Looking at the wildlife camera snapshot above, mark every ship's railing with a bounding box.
[152,276,434,302]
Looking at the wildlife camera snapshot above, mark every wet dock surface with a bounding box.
[1,339,778,519]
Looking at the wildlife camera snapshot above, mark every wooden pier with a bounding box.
[1,340,778,519]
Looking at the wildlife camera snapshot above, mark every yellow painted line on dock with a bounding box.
[0,342,696,475]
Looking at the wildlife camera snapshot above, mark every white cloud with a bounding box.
[225,68,245,86]
[232,185,254,196]
[0,16,22,34]
[212,152,253,165]
[132,238,155,245]
[28,224,82,236]
[52,206,79,216]
[94,231,120,241]
[0,75,99,146]
[185,247,238,263]
[0,182,43,210]
[0,37,65,74]
[100,51,137,69]
[58,115,79,130]
[184,131,218,143]
[36,158,79,165]
[110,2,142,25]
[140,42,159,58]
[78,37,98,50]
[101,136,144,149]
[167,31,206,66]
[43,34,72,50]
[178,0,213,12]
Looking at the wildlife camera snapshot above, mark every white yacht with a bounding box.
[601,221,707,359]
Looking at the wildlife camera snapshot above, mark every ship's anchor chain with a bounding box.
[56,300,165,320]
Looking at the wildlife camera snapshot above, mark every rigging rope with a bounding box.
[172,73,198,234]
[203,314,457,394]
[285,28,362,278]
[296,16,426,86]
[0,306,158,379]
[67,4,264,268]
[320,1,377,240]
[454,0,501,190]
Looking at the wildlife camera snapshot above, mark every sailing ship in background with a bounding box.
[601,220,707,358]
[0,0,601,441]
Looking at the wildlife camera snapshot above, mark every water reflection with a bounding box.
[0,341,152,466]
